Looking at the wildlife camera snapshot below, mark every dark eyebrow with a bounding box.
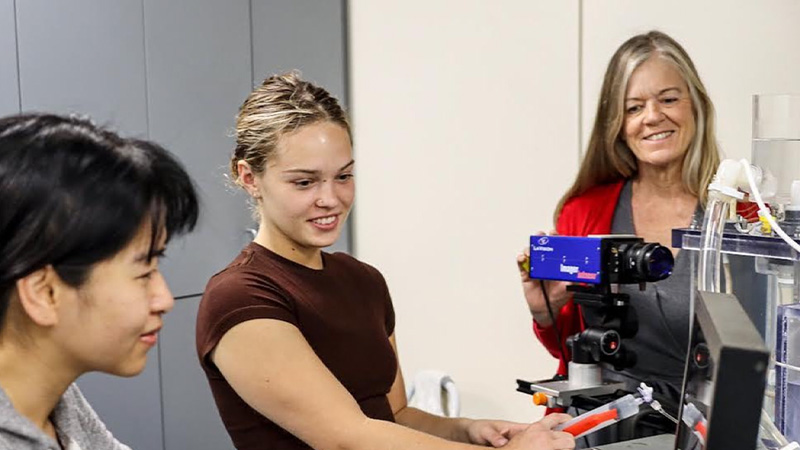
[134,248,166,263]
[625,87,682,102]
[282,159,355,176]
[283,169,318,176]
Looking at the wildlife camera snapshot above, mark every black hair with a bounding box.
[0,113,199,328]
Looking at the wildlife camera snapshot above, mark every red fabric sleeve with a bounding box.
[531,181,624,376]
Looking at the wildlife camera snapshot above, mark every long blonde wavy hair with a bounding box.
[554,31,720,224]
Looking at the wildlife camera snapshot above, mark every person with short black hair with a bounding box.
[0,113,199,449]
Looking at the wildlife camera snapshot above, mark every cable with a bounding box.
[774,360,800,372]
[541,279,570,375]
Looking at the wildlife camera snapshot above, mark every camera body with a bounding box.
[528,235,674,285]
[528,234,674,370]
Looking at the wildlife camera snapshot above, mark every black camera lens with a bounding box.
[628,242,674,282]
[568,328,622,364]
[599,329,621,356]
[692,343,710,369]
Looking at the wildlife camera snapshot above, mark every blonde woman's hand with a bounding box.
[503,414,575,450]
[517,232,571,327]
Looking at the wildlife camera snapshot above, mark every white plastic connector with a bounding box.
[709,159,778,201]
[681,402,705,427]
[707,181,745,200]
[636,383,654,404]
[715,159,747,186]
[781,442,800,450]
[708,159,747,200]
[788,180,800,211]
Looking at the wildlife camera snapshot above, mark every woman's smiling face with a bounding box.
[54,224,174,377]
[255,121,355,258]
[622,57,696,172]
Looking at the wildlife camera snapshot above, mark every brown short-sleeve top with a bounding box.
[196,242,397,450]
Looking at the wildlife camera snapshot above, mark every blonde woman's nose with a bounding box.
[314,181,338,208]
[643,100,665,124]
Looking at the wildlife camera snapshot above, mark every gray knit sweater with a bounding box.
[0,383,131,450]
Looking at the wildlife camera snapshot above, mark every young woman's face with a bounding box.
[622,57,696,172]
[55,225,173,377]
[257,121,354,256]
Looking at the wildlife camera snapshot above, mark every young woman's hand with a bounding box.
[503,414,575,450]
[516,232,571,327]
[463,419,526,447]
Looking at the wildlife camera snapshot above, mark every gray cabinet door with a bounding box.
[160,296,236,450]
[0,0,19,116]
[142,1,251,449]
[252,0,348,102]
[16,0,148,135]
[15,3,163,449]
[143,0,254,301]
[252,0,351,254]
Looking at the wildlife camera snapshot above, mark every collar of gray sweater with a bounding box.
[0,383,130,450]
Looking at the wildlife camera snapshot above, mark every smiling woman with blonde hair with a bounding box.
[517,30,721,445]
[197,72,575,450]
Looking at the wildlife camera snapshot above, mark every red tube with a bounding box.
[562,409,619,436]
[695,421,707,440]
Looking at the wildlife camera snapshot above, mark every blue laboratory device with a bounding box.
[528,235,674,285]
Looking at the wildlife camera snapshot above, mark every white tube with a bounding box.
[774,360,800,372]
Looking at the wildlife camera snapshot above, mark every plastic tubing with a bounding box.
[760,409,790,448]
[698,196,729,293]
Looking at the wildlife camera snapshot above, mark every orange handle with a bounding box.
[532,392,549,406]
[562,409,619,436]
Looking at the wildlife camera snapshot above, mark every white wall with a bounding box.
[582,1,800,160]
[350,1,580,422]
[349,0,800,423]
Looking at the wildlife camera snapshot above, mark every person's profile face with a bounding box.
[54,223,174,377]
[621,57,696,172]
[256,121,354,257]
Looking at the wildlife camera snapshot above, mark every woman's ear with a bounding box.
[237,160,262,199]
[15,266,62,327]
